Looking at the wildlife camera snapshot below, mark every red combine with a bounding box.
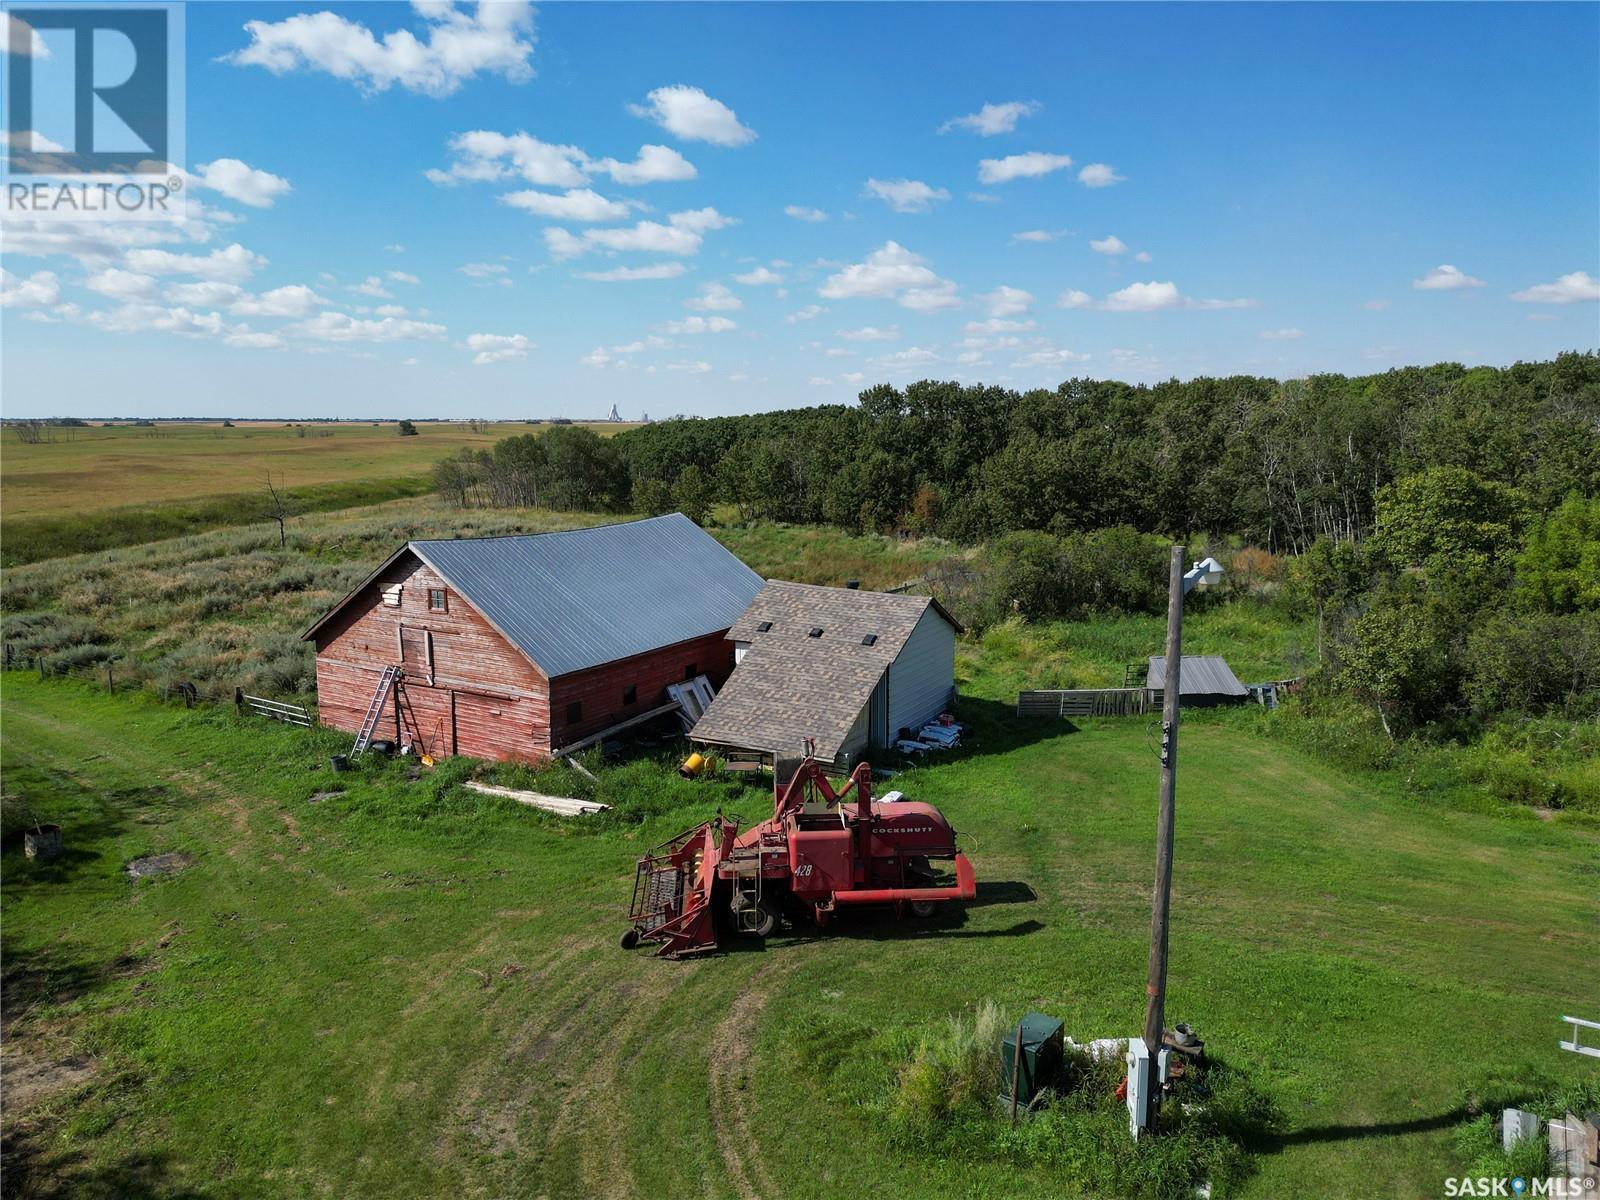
[622,755,976,958]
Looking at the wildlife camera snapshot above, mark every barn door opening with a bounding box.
[399,626,427,678]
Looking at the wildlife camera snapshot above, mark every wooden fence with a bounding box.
[237,691,312,727]
[1017,688,1155,718]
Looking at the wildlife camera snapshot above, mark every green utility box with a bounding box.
[999,1012,1066,1107]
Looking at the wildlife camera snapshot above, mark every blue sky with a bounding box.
[2,0,1597,419]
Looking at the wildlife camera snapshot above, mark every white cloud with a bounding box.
[809,376,834,387]
[863,178,950,214]
[1101,280,1256,312]
[785,205,828,222]
[124,243,265,282]
[5,14,48,56]
[226,0,536,97]
[979,285,1033,317]
[575,262,688,282]
[968,192,1002,204]
[939,101,1039,137]
[1012,229,1063,243]
[1014,348,1090,368]
[819,241,959,311]
[657,315,736,335]
[87,303,228,339]
[871,346,940,369]
[593,144,697,184]
[387,270,420,284]
[374,305,408,317]
[166,281,244,307]
[1057,289,1093,310]
[1133,251,1152,263]
[466,332,531,364]
[291,311,447,342]
[1363,299,1391,311]
[580,346,612,368]
[1090,235,1127,256]
[686,282,742,311]
[1259,327,1306,340]
[837,326,899,342]
[225,331,285,350]
[666,360,713,373]
[732,266,783,286]
[786,305,826,323]
[1413,264,1485,291]
[385,243,406,253]
[1508,271,1600,304]
[1077,163,1125,189]
[965,318,1035,335]
[629,85,755,146]
[460,261,512,285]
[978,152,1073,184]
[233,285,330,318]
[669,207,737,233]
[501,188,631,222]
[350,274,394,298]
[85,268,158,301]
[427,130,588,187]
[192,158,292,207]
[546,221,694,259]
[0,269,60,308]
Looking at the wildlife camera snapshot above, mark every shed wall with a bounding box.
[886,606,957,738]
[547,630,738,749]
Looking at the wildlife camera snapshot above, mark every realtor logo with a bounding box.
[3,2,185,218]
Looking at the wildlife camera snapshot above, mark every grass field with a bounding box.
[0,421,639,564]
[3,665,1595,1199]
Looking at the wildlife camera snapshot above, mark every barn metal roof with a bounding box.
[302,514,763,679]
[1145,655,1248,697]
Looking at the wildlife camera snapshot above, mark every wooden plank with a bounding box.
[463,780,609,815]
[550,700,682,759]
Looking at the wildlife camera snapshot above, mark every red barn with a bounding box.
[300,514,764,763]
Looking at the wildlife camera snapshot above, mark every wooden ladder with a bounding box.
[353,664,401,755]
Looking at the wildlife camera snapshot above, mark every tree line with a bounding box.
[435,353,1599,553]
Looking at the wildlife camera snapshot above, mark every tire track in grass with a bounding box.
[705,958,794,1200]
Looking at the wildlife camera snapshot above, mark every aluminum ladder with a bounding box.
[352,664,401,755]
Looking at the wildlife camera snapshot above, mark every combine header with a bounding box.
[622,755,976,957]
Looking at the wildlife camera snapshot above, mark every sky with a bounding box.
[2,0,1597,420]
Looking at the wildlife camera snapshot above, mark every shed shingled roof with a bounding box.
[1145,655,1248,697]
[302,514,764,678]
[690,581,959,760]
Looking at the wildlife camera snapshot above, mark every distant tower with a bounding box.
[641,411,650,424]
[607,403,622,422]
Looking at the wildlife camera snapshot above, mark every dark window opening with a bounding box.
[684,663,698,680]
[755,621,772,633]
[566,701,582,724]
[861,634,878,646]
[622,684,637,706]
[428,588,447,612]
[808,627,823,638]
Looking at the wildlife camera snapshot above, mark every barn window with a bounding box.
[382,584,402,608]
[755,621,773,633]
[428,588,447,612]
[566,701,582,724]
[622,684,637,706]
[861,634,878,646]
[683,663,698,680]
[808,627,824,638]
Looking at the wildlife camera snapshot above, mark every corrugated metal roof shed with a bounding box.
[405,514,763,677]
[1146,655,1248,698]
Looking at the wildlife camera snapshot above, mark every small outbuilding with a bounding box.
[301,514,764,763]
[689,581,962,770]
[1146,655,1248,707]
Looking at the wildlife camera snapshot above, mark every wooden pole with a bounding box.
[1009,1019,1024,1124]
[1141,544,1185,1124]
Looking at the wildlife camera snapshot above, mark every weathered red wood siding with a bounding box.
[312,553,552,763]
[548,630,737,749]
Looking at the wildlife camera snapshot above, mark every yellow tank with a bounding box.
[679,752,706,778]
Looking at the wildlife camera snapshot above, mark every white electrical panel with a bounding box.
[1126,1038,1151,1138]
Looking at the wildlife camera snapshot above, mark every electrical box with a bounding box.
[1126,1039,1151,1137]
[1503,1108,1540,1152]
[999,1012,1065,1108]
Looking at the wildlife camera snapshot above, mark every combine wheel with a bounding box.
[730,894,779,938]
[620,928,641,950]
[909,900,938,919]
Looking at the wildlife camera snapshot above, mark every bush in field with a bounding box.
[1463,608,1600,717]
[1337,585,1461,738]
[888,1000,1007,1135]
[981,526,1169,625]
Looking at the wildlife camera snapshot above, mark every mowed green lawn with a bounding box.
[3,674,1595,1199]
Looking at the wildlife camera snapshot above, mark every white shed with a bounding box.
[690,581,962,769]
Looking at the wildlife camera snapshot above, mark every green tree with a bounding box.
[1287,537,1374,660]
[1515,494,1600,613]
[397,420,419,436]
[1339,586,1460,738]
[670,465,713,525]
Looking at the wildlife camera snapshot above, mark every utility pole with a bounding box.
[1141,545,1185,1123]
